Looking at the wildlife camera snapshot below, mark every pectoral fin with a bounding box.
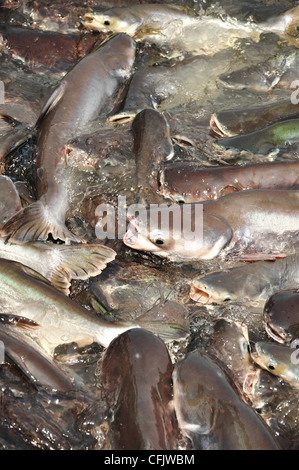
[49,244,116,295]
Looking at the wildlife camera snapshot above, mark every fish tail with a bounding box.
[136,320,189,342]
[0,200,82,244]
[50,244,116,294]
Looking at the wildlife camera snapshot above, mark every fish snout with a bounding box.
[189,281,213,304]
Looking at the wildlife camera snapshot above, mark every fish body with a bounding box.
[0,258,186,356]
[217,51,296,92]
[100,328,176,450]
[264,289,299,343]
[131,108,173,204]
[190,254,299,305]
[0,24,99,75]
[0,326,74,393]
[252,342,299,389]
[210,100,299,138]
[205,318,256,398]
[83,4,299,56]
[173,351,280,450]
[111,55,226,121]
[0,258,141,356]
[0,33,136,244]
[159,161,299,203]
[124,189,299,262]
[214,118,299,156]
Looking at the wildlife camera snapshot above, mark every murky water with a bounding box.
[0,0,299,450]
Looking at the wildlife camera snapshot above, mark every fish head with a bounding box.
[263,289,299,344]
[190,275,239,305]
[251,342,297,383]
[83,9,143,35]
[123,204,232,262]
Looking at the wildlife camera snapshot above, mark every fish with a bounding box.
[264,289,299,343]
[131,108,173,204]
[213,118,299,157]
[99,328,176,450]
[110,55,227,123]
[83,4,299,57]
[204,318,256,399]
[0,240,116,295]
[0,24,100,75]
[217,51,296,92]
[159,160,299,203]
[210,100,299,138]
[0,259,187,357]
[124,189,299,262]
[190,254,299,305]
[172,351,280,449]
[0,326,75,393]
[0,33,136,244]
[252,341,299,389]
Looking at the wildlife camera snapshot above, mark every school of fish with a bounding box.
[1,0,299,451]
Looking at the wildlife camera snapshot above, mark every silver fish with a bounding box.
[0,33,136,244]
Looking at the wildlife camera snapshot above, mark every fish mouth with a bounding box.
[210,114,231,138]
[216,76,246,91]
[82,13,110,32]
[123,218,139,247]
[107,110,138,125]
[189,282,212,304]
[264,321,286,344]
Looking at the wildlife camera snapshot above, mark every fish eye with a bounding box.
[104,20,111,26]
[155,238,165,246]
[267,362,276,371]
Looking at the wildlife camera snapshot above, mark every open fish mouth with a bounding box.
[189,282,213,304]
[123,221,139,247]
[107,111,138,125]
[264,321,286,344]
[210,113,232,138]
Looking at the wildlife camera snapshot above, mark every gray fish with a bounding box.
[159,160,299,203]
[217,51,296,92]
[264,288,299,343]
[0,33,136,244]
[205,318,256,399]
[213,118,299,157]
[0,326,74,393]
[131,108,173,204]
[83,4,299,57]
[0,259,187,356]
[210,100,299,138]
[173,351,280,449]
[124,189,299,262]
[190,254,299,305]
[99,328,176,450]
[252,341,299,389]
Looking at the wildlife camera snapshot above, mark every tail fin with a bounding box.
[136,320,189,342]
[0,200,83,244]
[48,243,116,295]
